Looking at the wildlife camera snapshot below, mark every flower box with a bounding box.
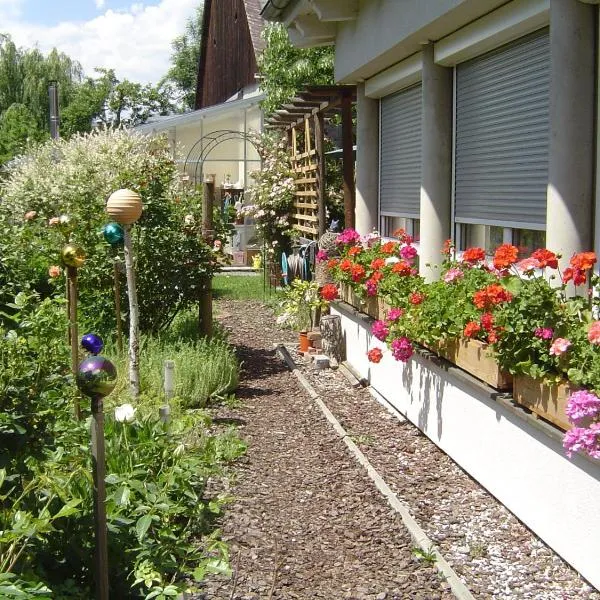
[513,375,575,431]
[339,283,380,319]
[436,338,513,391]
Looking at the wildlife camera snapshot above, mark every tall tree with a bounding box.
[258,23,334,115]
[162,3,204,111]
[0,103,43,163]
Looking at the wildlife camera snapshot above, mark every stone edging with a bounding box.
[275,343,476,600]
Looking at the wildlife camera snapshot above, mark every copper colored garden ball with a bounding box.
[106,189,143,225]
[81,333,104,355]
[102,222,124,246]
[61,243,86,268]
[76,355,117,399]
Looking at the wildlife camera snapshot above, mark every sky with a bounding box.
[0,0,199,84]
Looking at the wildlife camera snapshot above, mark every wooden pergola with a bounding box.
[265,85,356,239]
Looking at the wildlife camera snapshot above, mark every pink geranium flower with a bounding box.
[371,320,389,342]
[534,327,554,340]
[391,337,413,362]
[386,308,404,322]
[566,390,600,425]
[443,268,463,283]
[399,245,417,262]
[588,321,600,345]
[549,338,571,356]
[316,249,328,262]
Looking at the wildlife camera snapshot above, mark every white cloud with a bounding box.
[94,0,106,9]
[1,0,198,84]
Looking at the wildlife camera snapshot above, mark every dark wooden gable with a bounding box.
[195,0,264,109]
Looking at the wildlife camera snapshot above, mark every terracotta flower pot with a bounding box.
[299,331,310,353]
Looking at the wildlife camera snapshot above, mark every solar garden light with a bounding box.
[105,189,143,400]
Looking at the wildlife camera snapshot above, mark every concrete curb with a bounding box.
[275,343,476,600]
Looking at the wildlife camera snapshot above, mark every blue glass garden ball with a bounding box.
[81,333,104,355]
[103,222,124,246]
[76,356,117,399]
[61,243,86,268]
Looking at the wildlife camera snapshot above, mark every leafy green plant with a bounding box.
[277,279,325,331]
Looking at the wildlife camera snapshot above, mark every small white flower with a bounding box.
[114,403,136,423]
[59,214,70,224]
[385,256,400,265]
[184,214,195,225]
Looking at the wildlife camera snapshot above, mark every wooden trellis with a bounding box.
[266,86,356,240]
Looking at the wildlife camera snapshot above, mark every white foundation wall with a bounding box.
[332,303,600,591]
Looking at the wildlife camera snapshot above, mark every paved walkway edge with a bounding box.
[275,344,476,600]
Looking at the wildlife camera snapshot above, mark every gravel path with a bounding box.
[198,299,599,599]
[197,300,448,600]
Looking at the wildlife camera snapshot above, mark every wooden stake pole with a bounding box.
[113,260,123,353]
[91,396,109,600]
[123,225,140,399]
[341,91,355,230]
[200,181,214,338]
[67,266,81,420]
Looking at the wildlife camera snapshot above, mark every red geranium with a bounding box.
[409,292,425,305]
[442,239,454,256]
[326,258,339,270]
[463,321,481,338]
[480,312,494,331]
[563,267,587,286]
[320,284,339,301]
[340,259,353,272]
[348,246,362,257]
[473,284,513,310]
[351,264,366,282]
[462,247,485,263]
[371,258,385,270]
[381,241,398,254]
[392,261,412,276]
[570,251,596,271]
[531,249,558,269]
[367,348,383,363]
[493,244,519,270]
[371,270,384,283]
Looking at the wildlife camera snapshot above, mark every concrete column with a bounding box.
[419,43,453,282]
[546,0,595,267]
[355,82,379,235]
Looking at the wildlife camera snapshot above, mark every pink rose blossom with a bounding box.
[371,320,389,342]
[24,210,37,221]
[588,321,600,345]
[443,268,464,283]
[549,337,571,356]
[48,217,60,226]
[48,265,61,278]
[515,257,541,272]
[336,228,361,246]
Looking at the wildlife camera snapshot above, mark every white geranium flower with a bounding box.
[385,256,400,265]
[114,403,136,423]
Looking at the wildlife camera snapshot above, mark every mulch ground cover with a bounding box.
[195,300,449,600]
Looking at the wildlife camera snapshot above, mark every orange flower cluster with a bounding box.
[392,228,413,245]
[564,251,597,286]
[370,270,384,283]
[348,246,362,257]
[473,284,513,310]
[462,247,485,263]
[327,258,339,270]
[442,239,454,256]
[463,321,481,338]
[380,241,398,254]
[391,261,412,276]
[351,264,366,282]
[531,248,558,269]
[320,284,339,301]
[367,348,383,363]
[340,259,353,272]
[493,244,518,270]
[409,292,425,305]
[371,258,385,270]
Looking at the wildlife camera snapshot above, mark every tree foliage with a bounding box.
[258,23,335,114]
[162,3,204,111]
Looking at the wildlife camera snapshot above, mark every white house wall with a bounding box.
[334,0,508,83]
[332,303,600,591]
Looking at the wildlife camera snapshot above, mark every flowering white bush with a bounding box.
[243,131,296,253]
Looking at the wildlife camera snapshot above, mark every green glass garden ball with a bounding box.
[61,243,86,268]
[76,355,117,399]
[102,222,124,246]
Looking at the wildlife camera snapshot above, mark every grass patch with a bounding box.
[213,273,270,301]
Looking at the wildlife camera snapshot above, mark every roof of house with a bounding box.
[244,0,267,56]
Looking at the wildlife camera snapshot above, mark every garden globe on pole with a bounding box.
[106,188,143,399]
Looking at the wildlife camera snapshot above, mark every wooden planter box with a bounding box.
[513,375,575,431]
[436,338,513,391]
[339,283,380,319]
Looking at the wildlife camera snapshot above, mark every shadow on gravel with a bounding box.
[235,344,290,381]
[212,416,247,426]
